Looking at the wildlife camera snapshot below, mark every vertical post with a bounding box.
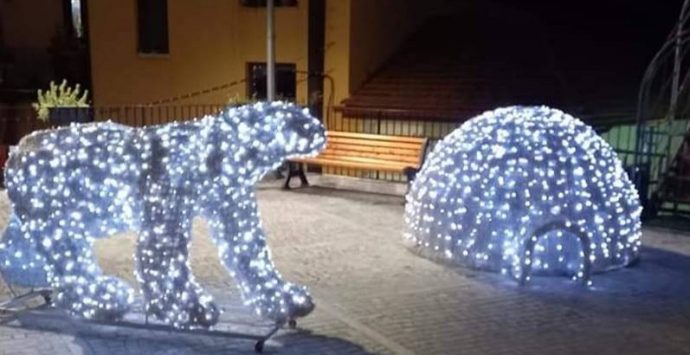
[660,0,689,206]
[308,0,326,119]
[266,0,276,101]
[267,0,283,179]
[669,0,688,125]
[667,1,689,158]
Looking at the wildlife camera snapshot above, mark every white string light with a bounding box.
[404,106,642,285]
[0,101,324,328]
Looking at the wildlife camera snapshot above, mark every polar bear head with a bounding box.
[219,102,326,180]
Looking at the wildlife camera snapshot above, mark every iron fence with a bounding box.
[86,104,226,127]
[0,103,675,202]
[325,106,668,200]
[0,104,227,143]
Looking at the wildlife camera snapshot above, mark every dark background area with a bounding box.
[495,0,683,54]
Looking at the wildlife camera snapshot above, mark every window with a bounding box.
[241,0,298,7]
[247,63,296,101]
[137,0,169,54]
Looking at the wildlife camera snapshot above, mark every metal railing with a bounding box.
[326,106,667,198]
[92,105,226,127]
[0,104,227,144]
[0,103,672,200]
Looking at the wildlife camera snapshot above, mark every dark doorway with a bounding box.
[308,0,325,120]
[54,0,91,92]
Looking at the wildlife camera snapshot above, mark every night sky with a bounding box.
[468,0,686,117]
[494,0,684,55]
[493,0,687,117]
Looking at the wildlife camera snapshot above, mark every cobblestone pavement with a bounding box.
[1,182,689,354]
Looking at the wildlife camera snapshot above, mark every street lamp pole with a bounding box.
[266,0,276,101]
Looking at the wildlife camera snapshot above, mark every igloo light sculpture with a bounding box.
[404,106,642,285]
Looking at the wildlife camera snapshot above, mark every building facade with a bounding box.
[1,0,86,102]
[87,0,445,117]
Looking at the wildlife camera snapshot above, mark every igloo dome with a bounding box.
[404,106,642,284]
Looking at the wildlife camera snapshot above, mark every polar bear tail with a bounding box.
[0,213,50,288]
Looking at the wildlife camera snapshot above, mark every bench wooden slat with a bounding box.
[327,136,426,151]
[327,131,426,144]
[294,157,411,172]
[325,142,422,158]
[309,153,419,167]
[318,149,420,165]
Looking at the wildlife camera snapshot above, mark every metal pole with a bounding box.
[669,0,690,124]
[267,0,276,101]
[662,0,689,190]
[267,0,284,178]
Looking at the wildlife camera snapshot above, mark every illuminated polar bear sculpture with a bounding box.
[404,106,642,285]
[0,102,325,328]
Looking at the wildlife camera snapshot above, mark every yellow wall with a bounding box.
[347,0,444,94]
[322,0,445,108]
[1,0,63,49]
[322,0,351,115]
[322,0,444,124]
[89,0,444,110]
[89,0,309,105]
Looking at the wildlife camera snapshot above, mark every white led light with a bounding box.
[0,101,325,327]
[404,106,642,284]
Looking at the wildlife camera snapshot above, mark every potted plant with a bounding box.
[32,79,91,127]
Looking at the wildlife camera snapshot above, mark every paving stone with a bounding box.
[0,182,689,354]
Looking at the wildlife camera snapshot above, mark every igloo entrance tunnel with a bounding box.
[404,106,642,285]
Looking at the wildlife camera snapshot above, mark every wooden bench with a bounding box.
[283,131,429,189]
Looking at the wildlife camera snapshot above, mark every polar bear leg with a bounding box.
[0,214,49,288]
[34,226,134,321]
[208,190,314,323]
[136,199,219,328]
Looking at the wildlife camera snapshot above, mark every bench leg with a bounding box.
[297,165,309,187]
[283,162,309,190]
[283,163,294,190]
[403,167,419,196]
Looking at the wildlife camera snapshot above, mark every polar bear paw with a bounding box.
[256,283,315,323]
[145,285,220,328]
[55,276,134,321]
